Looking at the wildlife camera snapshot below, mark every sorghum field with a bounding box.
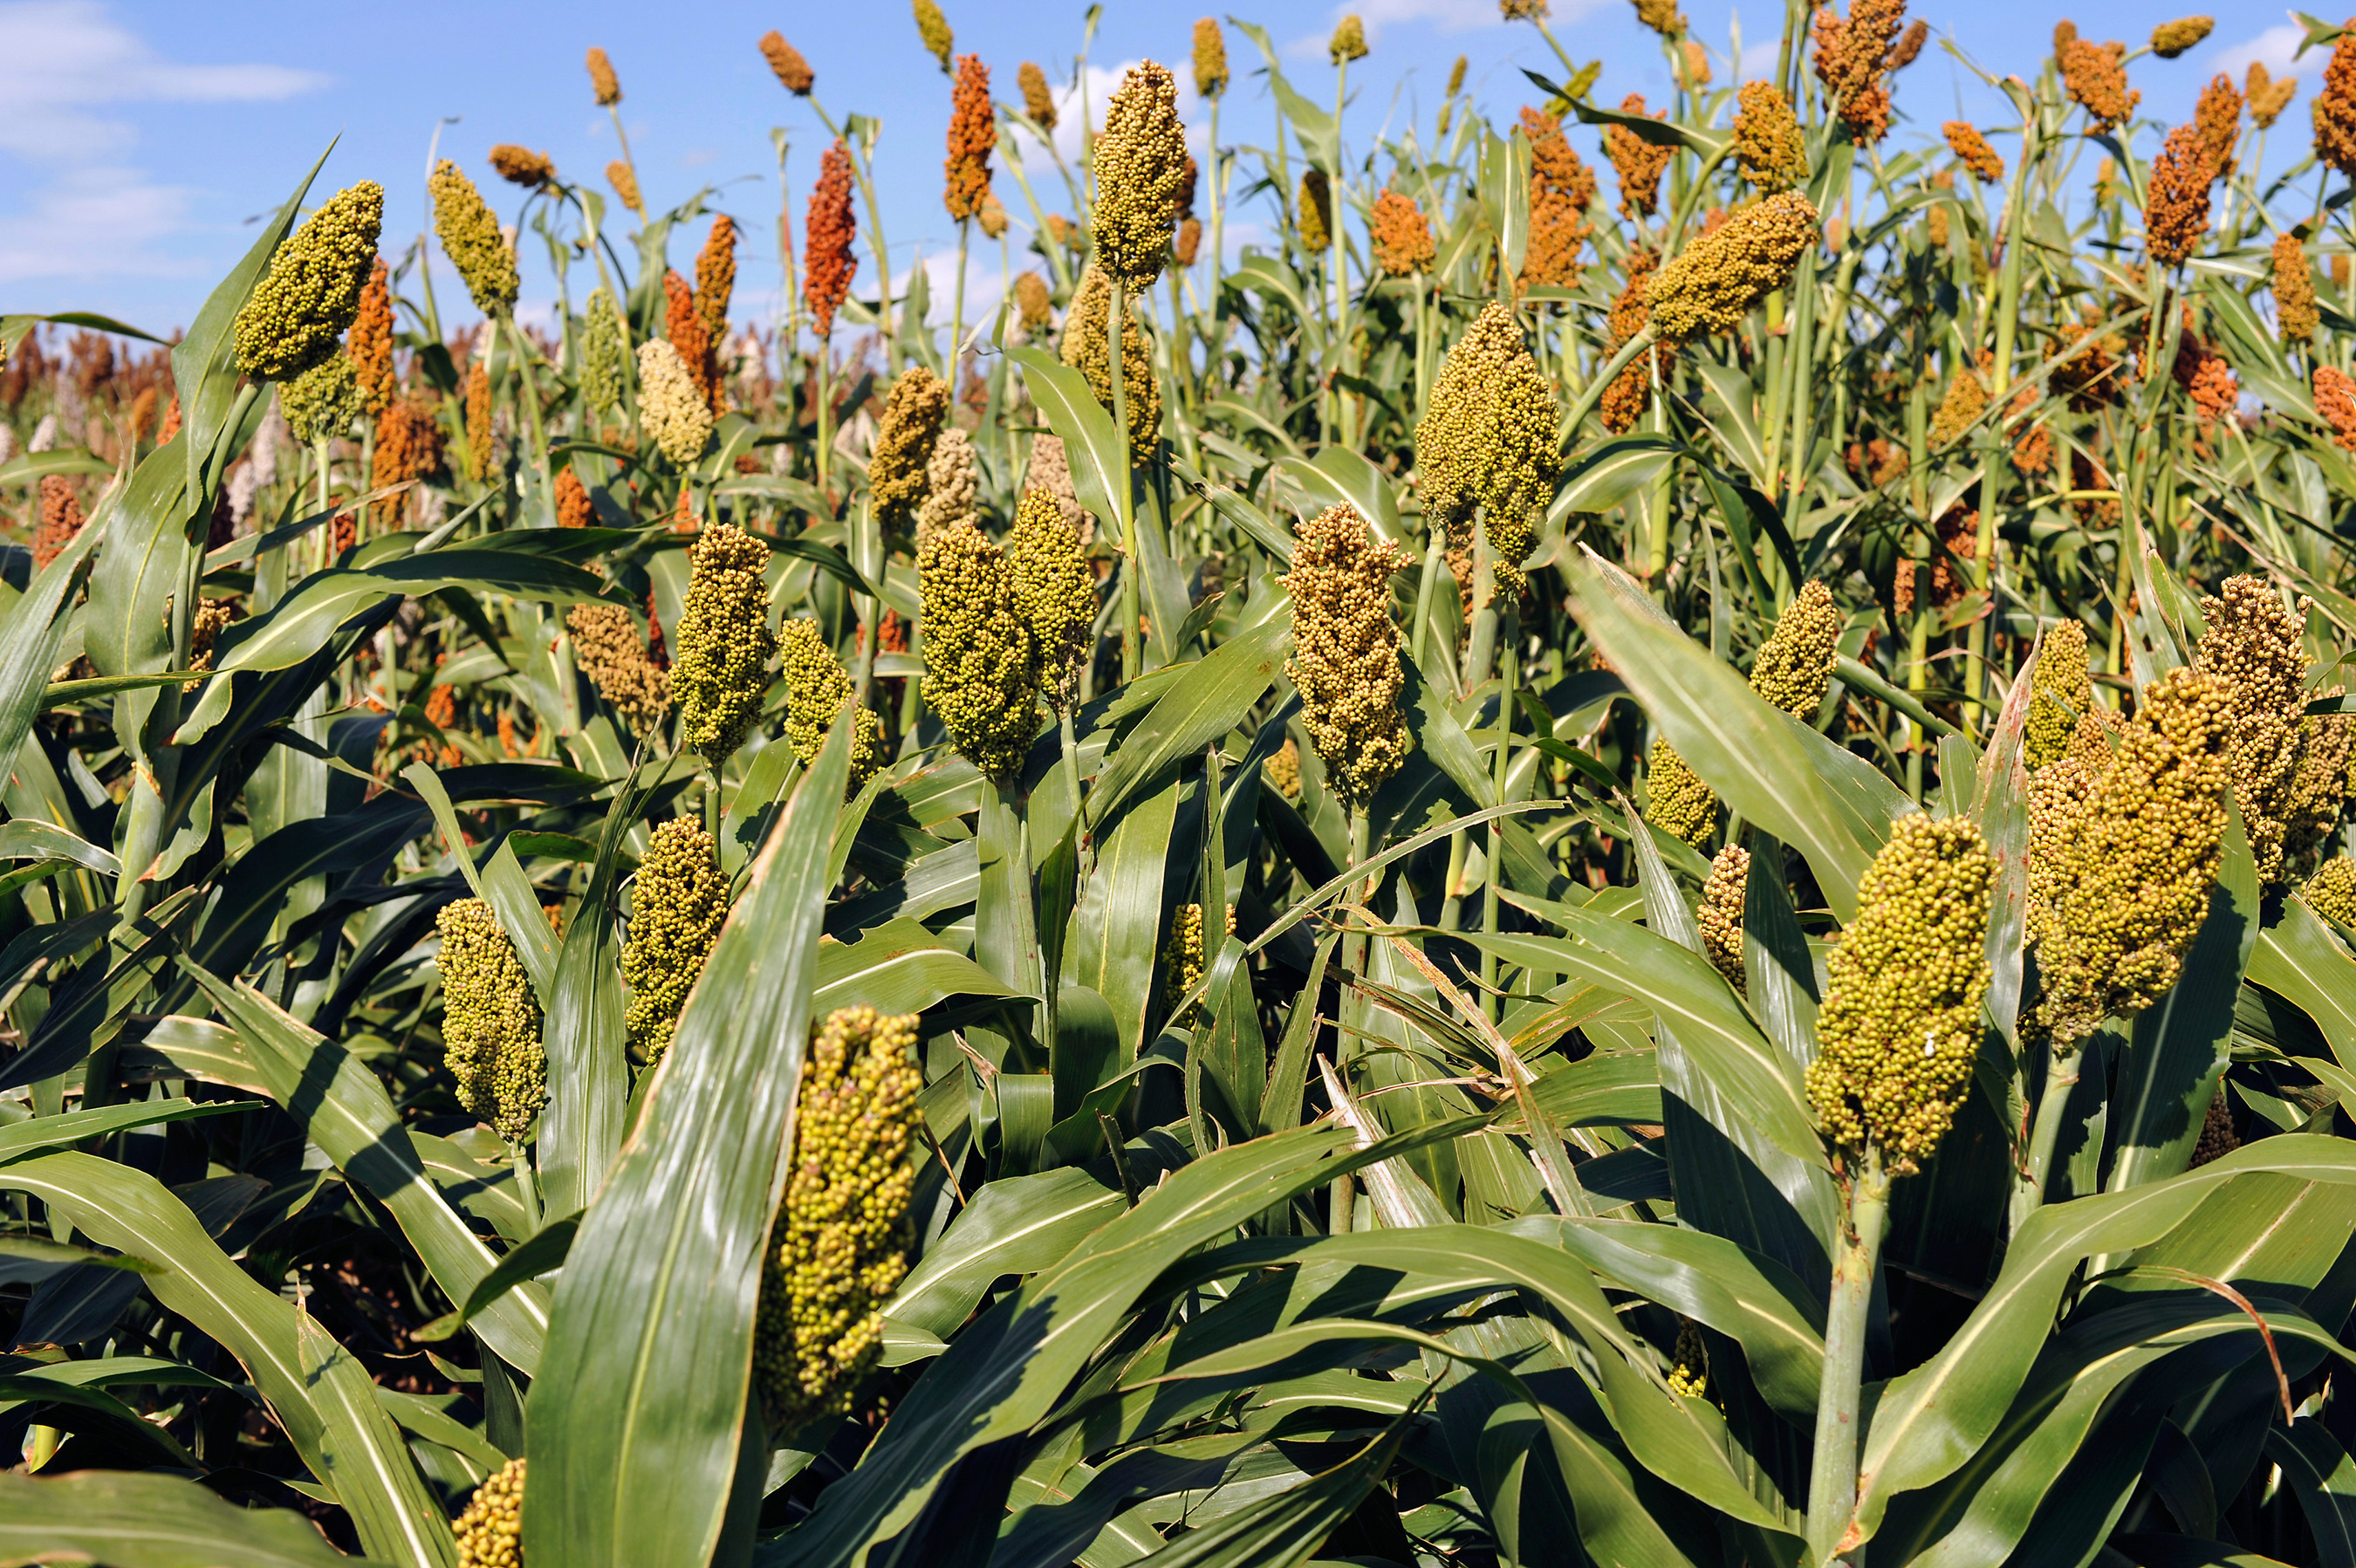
[7,3,2356,1565]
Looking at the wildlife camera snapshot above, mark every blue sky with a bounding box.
[0,0,2328,339]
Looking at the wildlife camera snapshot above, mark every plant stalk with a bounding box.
[1806,1151,1890,1567]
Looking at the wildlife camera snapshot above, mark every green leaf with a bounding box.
[886,1167,1127,1341]
[1565,89,1731,158]
[415,1216,579,1342]
[0,1099,252,1164]
[1089,620,1288,829]
[0,498,106,791]
[2249,897,2356,1065]
[0,1152,330,1479]
[1558,435,1683,514]
[1851,1137,2356,1551]
[1120,1414,1410,1568]
[178,962,549,1376]
[298,1310,462,1568]
[527,708,853,1568]
[0,1469,355,1568]
[1012,347,1128,530]
[2265,1421,2356,1568]
[1567,551,1884,920]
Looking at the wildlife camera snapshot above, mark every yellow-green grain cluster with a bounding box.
[281,354,361,447]
[1193,18,1229,97]
[1699,844,1749,990]
[452,1455,524,1568]
[1647,737,1716,845]
[1666,1321,1709,1399]
[1006,489,1098,707]
[921,522,1040,784]
[1165,901,1235,1020]
[1749,580,1840,716]
[2192,576,2311,886]
[779,618,885,790]
[636,339,713,466]
[871,367,950,544]
[2030,666,2233,1047]
[435,899,545,1143]
[581,287,629,414]
[430,160,518,318]
[671,522,777,766]
[1092,63,1188,289]
[752,1005,923,1431]
[1805,814,1994,1174]
[1733,82,1805,194]
[2285,699,2353,873]
[234,182,385,381]
[2026,621,2092,770]
[1415,302,1558,601]
[2307,855,2356,927]
[1283,504,1414,805]
[1648,191,1821,344]
[621,820,729,1069]
[1060,266,1161,454]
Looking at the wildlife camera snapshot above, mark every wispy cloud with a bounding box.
[0,0,327,284]
[2209,22,2326,83]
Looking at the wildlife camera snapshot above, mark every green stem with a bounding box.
[503,314,556,527]
[1481,628,1516,1019]
[1806,1152,1890,1567]
[1332,809,1373,1234]
[1109,277,1139,682]
[950,218,969,372]
[2016,1043,2081,1228]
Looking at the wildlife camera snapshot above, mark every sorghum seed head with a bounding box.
[350,257,394,414]
[1370,189,1437,277]
[281,353,362,448]
[780,619,886,791]
[431,161,519,318]
[436,899,545,1142]
[914,425,979,546]
[871,367,950,545]
[489,145,556,189]
[568,603,671,738]
[587,47,622,105]
[1805,814,1995,1174]
[636,339,714,466]
[2144,123,2215,269]
[695,216,738,349]
[672,522,777,767]
[1750,581,1840,718]
[1298,168,1333,253]
[945,54,996,222]
[581,286,629,414]
[1942,120,2004,182]
[805,141,859,340]
[1700,845,1749,991]
[453,1456,525,1568]
[1092,62,1188,289]
[2193,576,2312,887]
[1006,488,1098,708]
[1736,83,1807,194]
[234,182,384,381]
[2277,234,2320,346]
[1647,737,1717,845]
[621,820,729,1070]
[1059,266,1161,453]
[608,160,644,218]
[921,522,1041,784]
[1193,18,1230,98]
[1521,107,1598,290]
[2308,856,2356,928]
[759,31,815,94]
[1330,15,1369,64]
[1647,191,1822,344]
[1284,505,1414,805]
[913,0,954,72]
[2150,16,2212,57]
[2057,24,2140,133]
[2026,622,2092,770]
[752,1007,923,1432]
[1606,95,1672,219]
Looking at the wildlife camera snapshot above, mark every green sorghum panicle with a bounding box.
[779,618,885,791]
[672,522,777,767]
[637,339,714,466]
[2031,666,2234,1048]
[2308,855,2356,927]
[621,820,729,1070]
[453,1455,524,1568]
[436,898,545,1143]
[430,159,519,318]
[2284,698,2353,873]
[914,425,978,545]
[1283,504,1414,805]
[1165,901,1235,1021]
[582,287,629,414]
[870,367,949,546]
[913,0,953,70]
[2192,575,2311,886]
[1805,814,1995,1175]
[2026,621,2092,770]
[1330,14,1368,63]
[1647,190,1821,344]
[1005,489,1097,708]
[567,603,671,739]
[1299,169,1334,252]
[1647,736,1716,846]
[1060,265,1161,455]
[1092,62,1188,290]
[2025,704,2120,952]
[233,181,384,381]
[1749,579,1840,717]
[280,354,361,448]
[1699,844,1749,991]
[1416,303,1556,602]
[2150,15,2213,57]
[1193,18,1230,98]
[753,1005,924,1431]
[921,522,1040,784]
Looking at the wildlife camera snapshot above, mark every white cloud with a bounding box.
[0,1,326,282]
[2210,22,2325,82]
[1737,39,1780,81]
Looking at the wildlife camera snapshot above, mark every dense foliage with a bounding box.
[9,5,2356,1567]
